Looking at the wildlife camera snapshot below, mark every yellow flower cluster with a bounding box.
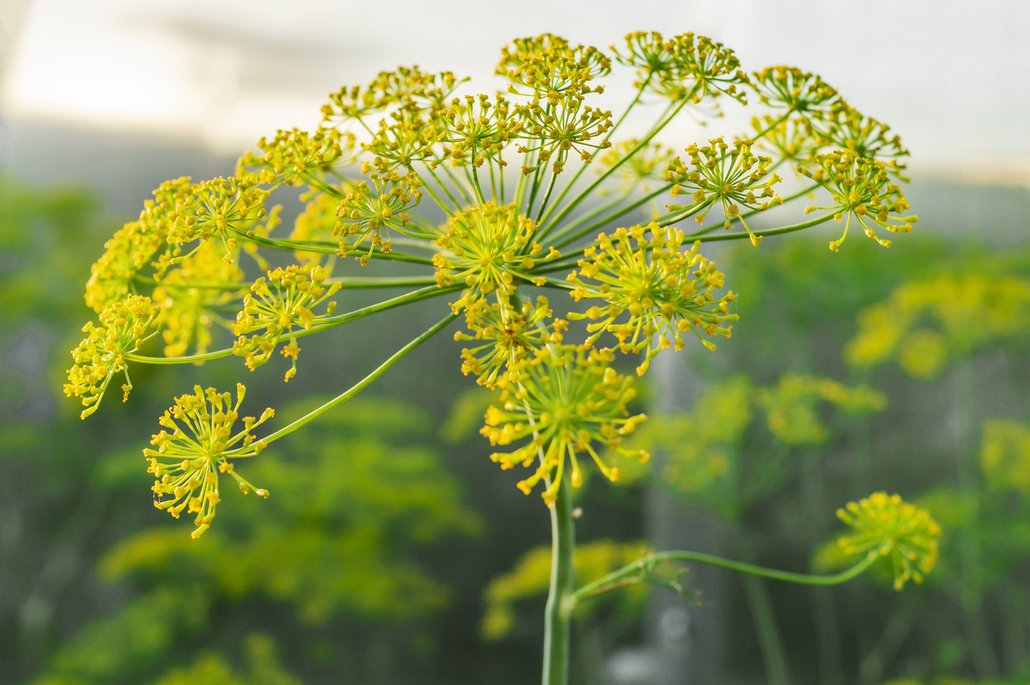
[439,93,519,168]
[751,66,840,117]
[322,65,461,121]
[146,383,274,538]
[64,295,158,418]
[979,418,1030,494]
[614,32,748,104]
[66,30,921,532]
[153,240,245,357]
[84,177,193,312]
[756,374,887,445]
[482,345,649,503]
[497,33,610,99]
[846,272,1030,378]
[236,127,348,185]
[567,223,737,373]
[454,296,567,389]
[232,263,341,381]
[433,202,555,312]
[167,177,270,246]
[334,171,422,263]
[835,492,941,590]
[665,138,783,245]
[800,150,917,251]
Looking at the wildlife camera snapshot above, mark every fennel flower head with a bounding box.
[66,29,919,532]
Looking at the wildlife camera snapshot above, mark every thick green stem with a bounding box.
[543,474,576,685]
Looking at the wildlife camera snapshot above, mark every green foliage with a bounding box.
[32,396,481,684]
[29,589,210,684]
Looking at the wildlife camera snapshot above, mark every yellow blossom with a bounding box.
[835,492,941,590]
[665,137,783,245]
[454,296,567,389]
[64,295,159,419]
[567,223,737,373]
[433,202,555,312]
[799,149,917,251]
[146,383,274,538]
[232,262,341,381]
[481,345,649,503]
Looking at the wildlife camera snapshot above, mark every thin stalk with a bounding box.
[549,184,676,250]
[546,189,632,244]
[740,566,790,685]
[543,473,576,685]
[572,550,878,605]
[537,76,652,228]
[326,275,438,289]
[534,169,560,222]
[689,213,835,243]
[800,453,844,685]
[127,285,457,365]
[540,99,684,238]
[226,228,435,265]
[254,312,455,446]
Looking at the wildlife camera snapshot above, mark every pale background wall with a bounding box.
[3,0,1029,184]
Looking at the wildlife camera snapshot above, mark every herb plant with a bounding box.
[66,31,939,684]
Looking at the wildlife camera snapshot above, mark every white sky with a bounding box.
[3,0,1029,182]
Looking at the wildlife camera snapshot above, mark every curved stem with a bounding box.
[253,312,456,446]
[572,550,878,605]
[543,473,576,685]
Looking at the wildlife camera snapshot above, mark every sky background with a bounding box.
[3,0,1029,185]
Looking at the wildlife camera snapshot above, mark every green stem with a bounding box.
[543,474,576,685]
[326,275,438,289]
[550,184,677,250]
[689,212,835,243]
[740,567,790,685]
[572,550,877,605]
[537,76,651,229]
[540,99,684,238]
[253,312,456,446]
[126,285,456,365]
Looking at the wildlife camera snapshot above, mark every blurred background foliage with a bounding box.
[2,170,1029,685]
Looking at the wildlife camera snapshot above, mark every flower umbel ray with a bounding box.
[145,383,275,539]
[482,345,649,503]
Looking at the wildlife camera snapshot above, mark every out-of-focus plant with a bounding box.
[63,31,936,684]
[846,271,1030,379]
[30,397,479,685]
